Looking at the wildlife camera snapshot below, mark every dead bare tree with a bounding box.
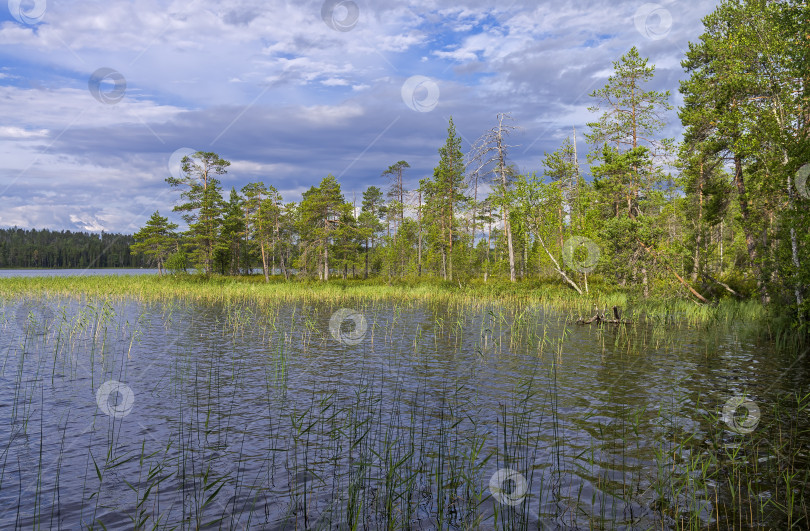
[468,113,520,282]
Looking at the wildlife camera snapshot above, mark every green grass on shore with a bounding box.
[0,272,767,325]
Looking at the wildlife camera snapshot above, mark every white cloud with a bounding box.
[300,103,365,124]
[228,160,296,175]
[0,126,49,139]
[69,213,107,232]
[322,77,350,86]
[0,0,723,232]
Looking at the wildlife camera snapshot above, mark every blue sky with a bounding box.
[0,0,719,233]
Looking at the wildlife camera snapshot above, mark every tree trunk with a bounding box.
[637,238,707,303]
[692,161,704,282]
[734,154,767,303]
[260,241,269,283]
[523,230,528,280]
[441,247,447,281]
[572,126,581,230]
[642,265,649,298]
[484,205,492,282]
[448,214,453,282]
[244,212,250,275]
[719,220,724,274]
[281,251,288,280]
[536,232,582,295]
[324,243,329,281]
[486,205,491,282]
[500,165,515,282]
[364,238,369,279]
[504,207,515,282]
[417,189,422,277]
[787,157,804,316]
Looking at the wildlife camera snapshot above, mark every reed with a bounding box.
[0,274,775,331]
[0,283,806,529]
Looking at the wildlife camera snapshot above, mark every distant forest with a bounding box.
[0,227,147,269]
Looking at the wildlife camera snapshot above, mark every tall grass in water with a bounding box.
[0,274,774,328]
[0,288,807,529]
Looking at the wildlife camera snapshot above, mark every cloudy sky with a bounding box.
[0,0,719,233]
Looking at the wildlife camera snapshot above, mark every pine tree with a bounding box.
[358,186,386,279]
[680,0,808,310]
[215,188,245,275]
[131,211,178,276]
[428,117,467,280]
[382,161,410,277]
[166,151,230,274]
[586,47,674,297]
[298,175,352,280]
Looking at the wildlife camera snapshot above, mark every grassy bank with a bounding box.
[0,273,767,324]
[4,272,796,352]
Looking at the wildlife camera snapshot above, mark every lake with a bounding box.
[0,269,278,278]
[0,268,160,278]
[0,295,807,529]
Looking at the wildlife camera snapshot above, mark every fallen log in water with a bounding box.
[576,305,632,325]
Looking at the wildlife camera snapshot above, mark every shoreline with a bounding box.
[0,273,766,325]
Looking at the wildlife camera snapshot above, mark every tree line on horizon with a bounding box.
[0,227,145,269]
[131,1,809,320]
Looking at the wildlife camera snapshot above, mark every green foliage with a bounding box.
[166,151,231,274]
[165,251,189,274]
[422,116,467,280]
[586,46,673,157]
[131,211,179,275]
[113,3,808,330]
[297,175,354,279]
[680,0,809,317]
[214,188,245,275]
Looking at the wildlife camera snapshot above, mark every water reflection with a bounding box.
[0,296,806,529]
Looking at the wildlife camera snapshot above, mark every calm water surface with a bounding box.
[0,295,807,529]
[0,269,159,277]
